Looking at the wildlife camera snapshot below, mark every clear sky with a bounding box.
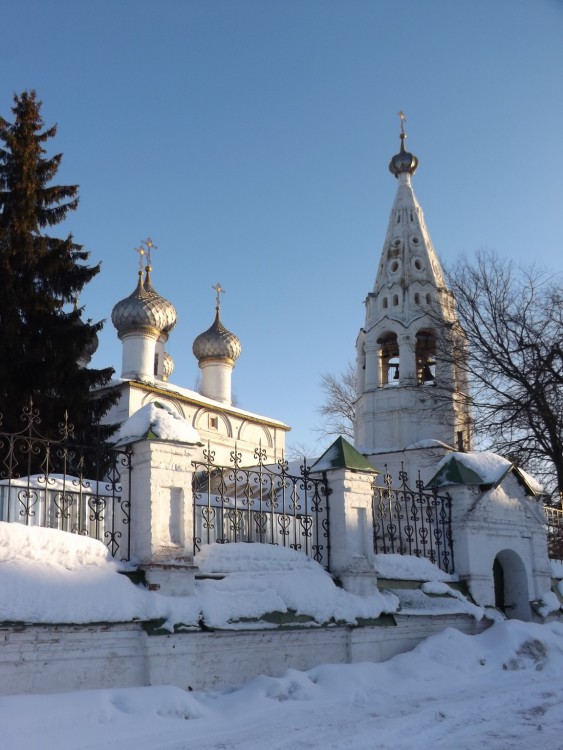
[2,0,562,454]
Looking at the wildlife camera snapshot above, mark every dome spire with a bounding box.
[389,110,419,178]
[193,284,241,405]
[212,281,225,316]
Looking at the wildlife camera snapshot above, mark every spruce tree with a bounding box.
[0,90,117,444]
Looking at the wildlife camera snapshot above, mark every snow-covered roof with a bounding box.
[427,451,512,488]
[112,401,203,446]
[425,451,544,497]
[105,377,290,430]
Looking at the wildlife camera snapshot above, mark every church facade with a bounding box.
[98,242,289,465]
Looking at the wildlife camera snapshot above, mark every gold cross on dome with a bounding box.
[141,237,157,266]
[398,110,406,136]
[212,282,225,309]
[134,244,145,272]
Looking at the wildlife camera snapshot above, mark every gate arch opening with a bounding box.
[493,549,530,621]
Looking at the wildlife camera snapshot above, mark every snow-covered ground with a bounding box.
[2,522,563,748]
[1,619,563,749]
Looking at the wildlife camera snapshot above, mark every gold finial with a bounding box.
[212,282,225,311]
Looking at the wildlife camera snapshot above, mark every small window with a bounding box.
[382,297,388,309]
[154,353,159,376]
[397,214,401,224]
[393,294,399,306]
[426,293,432,304]
[414,292,420,304]
[414,258,423,271]
[390,260,399,273]
[209,415,219,429]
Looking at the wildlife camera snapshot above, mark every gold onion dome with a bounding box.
[112,267,177,338]
[389,112,418,178]
[193,308,242,364]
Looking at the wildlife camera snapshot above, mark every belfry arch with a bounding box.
[378,333,400,385]
[415,329,436,385]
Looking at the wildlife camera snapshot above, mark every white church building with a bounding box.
[86,121,555,625]
[0,121,560,696]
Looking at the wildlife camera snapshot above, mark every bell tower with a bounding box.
[354,115,472,475]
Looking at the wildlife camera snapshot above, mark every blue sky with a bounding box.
[2,0,562,453]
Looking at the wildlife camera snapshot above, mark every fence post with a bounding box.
[322,466,379,595]
[129,438,203,596]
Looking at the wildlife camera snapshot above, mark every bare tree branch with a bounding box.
[316,363,356,442]
[435,251,563,499]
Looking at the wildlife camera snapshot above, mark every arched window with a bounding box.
[392,294,399,306]
[414,292,420,304]
[382,297,388,309]
[425,293,432,305]
[378,333,400,385]
[416,330,436,384]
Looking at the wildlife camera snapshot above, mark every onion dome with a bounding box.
[193,308,242,364]
[162,351,174,382]
[389,112,418,178]
[112,267,177,339]
[73,300,99,365]
[83,326,99,359]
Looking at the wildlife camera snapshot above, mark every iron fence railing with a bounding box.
[192,445,330,569]
[372,467,454,574]
[0,403,131,560]
[544,506,563,561]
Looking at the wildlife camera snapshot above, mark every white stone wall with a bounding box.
[0,615,487,696]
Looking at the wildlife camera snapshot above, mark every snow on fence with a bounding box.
[0,405,132,559]
[192,446,330,569]
[372,468,455,574]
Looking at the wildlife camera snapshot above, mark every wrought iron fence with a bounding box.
[192,445,330,569]
[372,467,454,574]
[544,506,563,561]
[0,403,131,560]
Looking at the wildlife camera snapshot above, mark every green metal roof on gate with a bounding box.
[310,436,379,473]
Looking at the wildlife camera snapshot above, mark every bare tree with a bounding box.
[439,251,563,501]
[316,362,356,442]
[317,252,563,500]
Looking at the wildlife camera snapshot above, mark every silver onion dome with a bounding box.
[162,351,174,382]
[389,113,418,178]
[83,326,99,358]
[193,309,242,364]
[112,268,177,338]
[389,138,418,178]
